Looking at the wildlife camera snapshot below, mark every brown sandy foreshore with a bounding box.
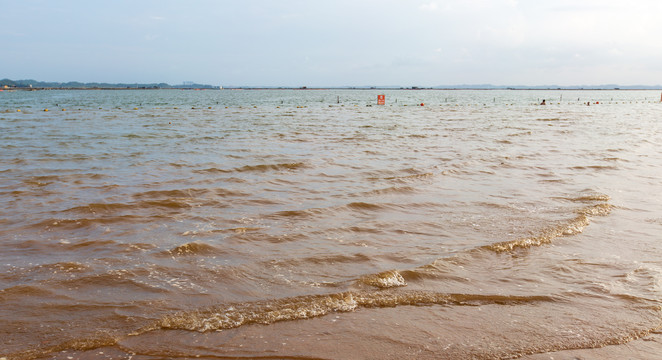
[522,331,662,360]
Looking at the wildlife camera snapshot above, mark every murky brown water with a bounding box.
[2,89,662,359]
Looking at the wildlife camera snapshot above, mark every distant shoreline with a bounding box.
[2,79,661,91]
[227,83,662,90]
[1,87,215,91]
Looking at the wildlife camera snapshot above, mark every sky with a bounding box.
[1,0,661,87]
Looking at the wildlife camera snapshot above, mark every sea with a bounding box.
[1,89,662,359]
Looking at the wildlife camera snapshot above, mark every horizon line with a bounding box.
[3,78,662,90]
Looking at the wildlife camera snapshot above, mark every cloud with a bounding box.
[608,48,623,57]
[3,1,662,86]
[419,2,438,11]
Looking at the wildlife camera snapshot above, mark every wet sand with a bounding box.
[524,331,662,359]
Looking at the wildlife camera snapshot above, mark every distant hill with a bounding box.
[0,78,218,89]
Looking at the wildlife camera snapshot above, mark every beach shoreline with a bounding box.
[523,331,662,359]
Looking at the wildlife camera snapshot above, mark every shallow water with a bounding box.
[1,89,662,359]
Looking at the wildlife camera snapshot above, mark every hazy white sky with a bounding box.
[2,0,661,86]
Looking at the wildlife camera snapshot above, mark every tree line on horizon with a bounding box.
[0,78,217,89]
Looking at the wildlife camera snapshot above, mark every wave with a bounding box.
[39,186,247,229]
[39,215,146,230]
[35,214,165,231]
[358,270,407,289]
[360,185,417,196]
[9,294,660,360]
[36,261,90,273]
[53,271,169,293]
[0,284,55,300]
[382,172,435,182]
[193,162,307,175]
[22,177,56,187]
[53,239,157,256]
[569,165,619,171]
[346,193,614,289]
[563,193,611,203]
[268,200,391,220]
[65,199,193,214]
[537,118,562,122]
[270,208,326,219]
[132,188,212,199]
[346,201,386,211]
[5,192,620,358]
[136,290,557,334]
[602,157,629,162]
[164,241,222,257]
[482,202,612,253]
[235,162,307,172]
[271,253,373,269]
[6,332,120,360]
[193,167,233,174]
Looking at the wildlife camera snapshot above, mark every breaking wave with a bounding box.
[165,241,221,257]
[358,270,407,289]
[137,290,556,333]
[483,200,612,253]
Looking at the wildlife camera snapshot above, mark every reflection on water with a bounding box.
[1,89,662,359]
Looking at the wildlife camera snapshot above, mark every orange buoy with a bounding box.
[420,103,425,106]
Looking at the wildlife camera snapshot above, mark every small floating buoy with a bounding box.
[44,109,49,112]
[420,103,424,106]
[62,108,66,111]
[16,109,20,112]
